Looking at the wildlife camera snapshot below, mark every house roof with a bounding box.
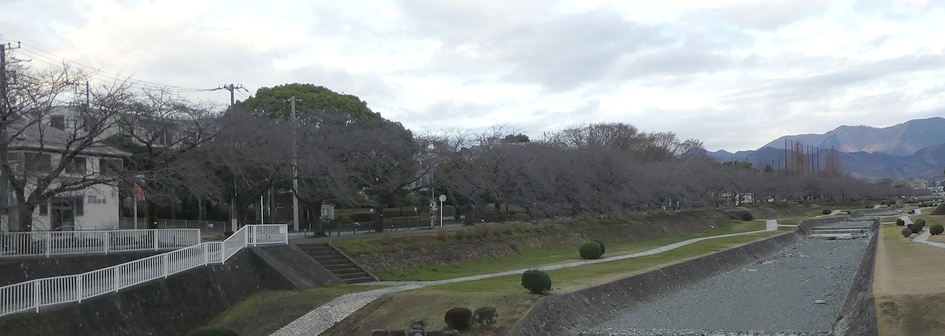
[7,119,130,158]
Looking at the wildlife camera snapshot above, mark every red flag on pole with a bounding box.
[134,184,145,201]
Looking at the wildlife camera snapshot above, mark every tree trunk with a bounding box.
[10,203,35,232]
[494,201,503,223]
[146,199,158,229]
[463,203,474,225]
[373,204,385,232]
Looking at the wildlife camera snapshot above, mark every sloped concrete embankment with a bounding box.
[506,218,879,336]
[504,230,805,336]
[832,219,880,336]
[0,252,158,287]
[0,245,340,335]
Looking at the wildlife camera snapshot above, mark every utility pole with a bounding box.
[287,96,301,232]
[219,84,245,106]
[216,83,245,231]
[1,42,21,232]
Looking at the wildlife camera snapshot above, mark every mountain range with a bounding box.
[708,117,945,182]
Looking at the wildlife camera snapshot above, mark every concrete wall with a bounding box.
[504,231,805,336]
[0,251,158,286]
[832,219,880,336]
[0,245,338,335]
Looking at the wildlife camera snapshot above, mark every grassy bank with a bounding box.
[374,220,767,281]
[874,220,945,336]
[325,230,787,335]
[194,284,386,336]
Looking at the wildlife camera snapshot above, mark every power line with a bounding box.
[0,40,223,94]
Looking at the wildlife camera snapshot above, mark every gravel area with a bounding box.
[585,237,870,335]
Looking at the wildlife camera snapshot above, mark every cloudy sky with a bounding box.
[3,0,945,151]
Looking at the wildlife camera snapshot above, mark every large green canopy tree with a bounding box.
[236,83,419,232]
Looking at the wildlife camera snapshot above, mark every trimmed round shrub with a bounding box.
[910,223,923,234]
[444,307,472,331]
[186,328,239,336]
[579,242,603,259]
[740,212,754,221]
[902,228,913,238]
[930,224,944,236]
[896,218,905,226]
[915,219,927,227]
[473,306,498,327]
[521,269,552,294]
[822,209,832,215]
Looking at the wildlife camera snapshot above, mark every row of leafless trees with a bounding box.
[0,62,912,232]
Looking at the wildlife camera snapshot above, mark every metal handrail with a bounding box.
[0,229,202,259]
[0,224,288,317]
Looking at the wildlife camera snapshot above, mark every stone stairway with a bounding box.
[296,243,376,284]
[808,221,873,240]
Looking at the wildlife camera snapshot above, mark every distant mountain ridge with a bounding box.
[707,117,945,182]
[761,117,945,156]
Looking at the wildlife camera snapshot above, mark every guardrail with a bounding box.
[0,224,287,317]
[0,229,202,259]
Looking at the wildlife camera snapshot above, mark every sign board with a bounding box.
[320,204,335,220]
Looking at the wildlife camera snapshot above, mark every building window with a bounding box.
[50,115,65,130]
[99,158,123,175]
[24,153,52,172]
[65,157,87,175]
[39,201,48,215]
[74,195,84,216]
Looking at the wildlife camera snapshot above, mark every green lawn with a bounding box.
[195,284,386,336]
[375,220,766,281]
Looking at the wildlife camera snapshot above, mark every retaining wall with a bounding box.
[504,230,805,336]
[0,245,337,335]
[832,218,880,336]
[0,251,159,287]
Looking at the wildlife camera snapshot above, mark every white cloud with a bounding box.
[3,0,945,151]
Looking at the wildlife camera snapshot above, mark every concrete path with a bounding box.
[270,220,781,336]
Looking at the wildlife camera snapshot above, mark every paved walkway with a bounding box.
[906,209,945,249]
[270,220,781,336]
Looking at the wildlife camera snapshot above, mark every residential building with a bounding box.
[2,110,128,232]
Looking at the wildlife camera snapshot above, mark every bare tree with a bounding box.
[1,62,131,231]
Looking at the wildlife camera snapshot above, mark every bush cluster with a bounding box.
[896,218,905,226]
[902,227,913,238]
[444,307,472,331]
[521,269,552,294]
[931,224,944,236]
[579,241,604,259]
[473,306,498,327]
[822,209,832,215]
[909,220,926,234]
[739,212,754,221]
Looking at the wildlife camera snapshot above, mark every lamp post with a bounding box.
[438,195,447,228]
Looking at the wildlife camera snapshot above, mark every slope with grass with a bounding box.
[335,208,802,277]
[193,284,385,336]
[874,218,945,336]
[324,230,787,335]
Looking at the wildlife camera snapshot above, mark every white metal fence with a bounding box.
[0,224,287,317]
[0,229,202,259]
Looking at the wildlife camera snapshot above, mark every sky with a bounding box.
[3,0,945,151]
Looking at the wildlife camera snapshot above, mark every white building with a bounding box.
[3,112,128,232]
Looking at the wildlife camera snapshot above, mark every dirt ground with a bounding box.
[873,224,945,336]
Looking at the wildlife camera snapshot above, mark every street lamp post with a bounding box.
[438,194,447,228]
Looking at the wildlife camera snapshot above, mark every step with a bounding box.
[342,276,375,284]
[313,258,350,265]
[332,268,367,275]
[324,265,361,272]
[312,256,351,262]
